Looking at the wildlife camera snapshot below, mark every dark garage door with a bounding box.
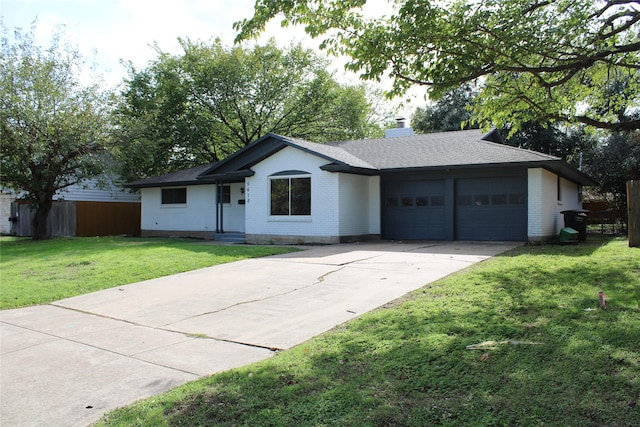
[384,180,446,240]
[455,177,527,241]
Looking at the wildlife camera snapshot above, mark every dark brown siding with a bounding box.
[76,201,140,237]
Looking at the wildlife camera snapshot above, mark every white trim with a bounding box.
[268,216,312,222]
[268,173,312,218]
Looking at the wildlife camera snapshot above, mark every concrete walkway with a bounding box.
[1,241,519,426]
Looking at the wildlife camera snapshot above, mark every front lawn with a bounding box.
[0,236,298,309]
[97,236,640,426]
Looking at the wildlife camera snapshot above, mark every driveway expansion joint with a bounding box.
[161,266,347,328]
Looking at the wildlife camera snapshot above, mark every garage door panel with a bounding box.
[384,180,446,240]
[455,177,527,241]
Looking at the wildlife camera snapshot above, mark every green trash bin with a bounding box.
[559,227,579,243]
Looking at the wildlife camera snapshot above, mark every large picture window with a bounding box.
[270,177,311,216]
[161,188,186,204]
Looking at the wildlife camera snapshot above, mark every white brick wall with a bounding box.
[245,146,340,239]
[141,183,245,233]
[369,176,381,234]
[528,168,582,241]
[337,173,380,236]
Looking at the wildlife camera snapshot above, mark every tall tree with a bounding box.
[410,84,597,168]
[503,123,599,167]
[0,24,111,240]
[583,131,640,216]
[411,84,478,133]
[113,39,381,180]
[235,0,640,133]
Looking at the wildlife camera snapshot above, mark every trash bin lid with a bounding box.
[561,209,590,214]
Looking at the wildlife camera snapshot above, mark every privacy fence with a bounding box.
[10,201,141,237]
[583,201,626,235]
[628,181,639,247]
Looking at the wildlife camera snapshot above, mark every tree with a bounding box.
[503,123,598,167]
[235,0,640,133]
[113,39,382,180]
[411,84,478,133]
[410,83,597,167]
[583,131,640,216]
[0,24,111,240]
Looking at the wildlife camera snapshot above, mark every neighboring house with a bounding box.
[52,177,141,204]
[126,128,597,244]
[8,177,141,237]
[0,188,17,235]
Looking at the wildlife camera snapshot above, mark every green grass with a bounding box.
[0,236,298,309]
[97,236,640,427]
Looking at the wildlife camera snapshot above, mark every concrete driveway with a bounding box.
[1,241,519,426]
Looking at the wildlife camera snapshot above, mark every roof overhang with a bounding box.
[124,179,211,189]
[320,164,379,175]
[372,161,598,186]
[535,161,598,187]
[196,169,255,183]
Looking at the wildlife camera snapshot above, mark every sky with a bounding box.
[1,0,422,118]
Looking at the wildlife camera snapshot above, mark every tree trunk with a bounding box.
[31,199,53,240]
[628,181,639,248]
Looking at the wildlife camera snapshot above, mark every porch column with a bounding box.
[215,182,220,233]
[218,182,224,233]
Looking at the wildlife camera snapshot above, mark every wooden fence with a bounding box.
[629,181,639,247]
[11,201,140,237]
[583,201,626,235]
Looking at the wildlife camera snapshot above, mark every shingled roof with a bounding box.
[125,163,216,188]
[327,129,559,169]
[126,129,597,188]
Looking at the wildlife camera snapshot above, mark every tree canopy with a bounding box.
[235,0,640,133]
[113,39,382,181]
[409,83,595,163]
[583,131,640,213]
[0,24,111,239]
[411,84,478,133]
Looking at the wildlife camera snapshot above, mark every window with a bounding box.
[509,193,526,204]
[492,194,507,205]
[416,196,429,207]
[557,176,562,201]
[474,195,490,206]
[161,188,186,204]
[386,197,398,207]
[401,196,414,207]
[217,185,230,204]
[457,195,472,205]
[270,177,311,215]
[431,195,445,206]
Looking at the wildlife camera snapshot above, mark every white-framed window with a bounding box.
[270,174,311,216]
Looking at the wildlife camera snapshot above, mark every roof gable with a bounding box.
[197,133,376,181]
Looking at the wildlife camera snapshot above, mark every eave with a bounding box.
[196,169,255,183]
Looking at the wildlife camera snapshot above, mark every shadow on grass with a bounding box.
[103,237,640,427]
